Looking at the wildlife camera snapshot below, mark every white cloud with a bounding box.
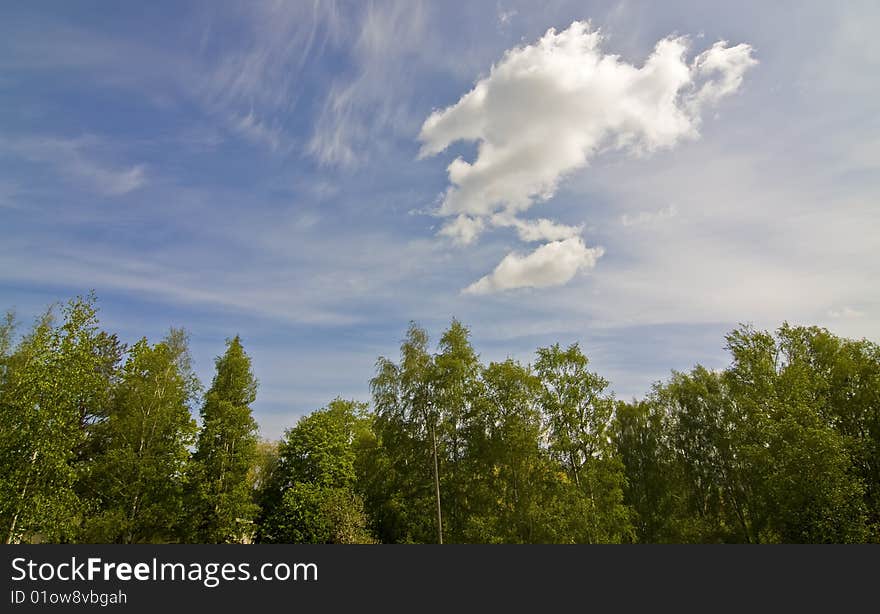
[439,212,582,245]
[463,237,604,295]
[2,136,146,196]
[420,21,755,221]
[419,21,755,294]
[621,204,678,227]
[197,2,344,147]
[439,214,485,245]
[828,306,864,319]
[495,215,584,242]
[0,179,21,209]
[498,8,518,27]
[309,1,427,166]
[233,110,284,151]
[687,41,760,112]
[88,164,145,196]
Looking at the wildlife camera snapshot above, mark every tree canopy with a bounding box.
[2,294,878,543]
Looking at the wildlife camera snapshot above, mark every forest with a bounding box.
[1,294,878,544]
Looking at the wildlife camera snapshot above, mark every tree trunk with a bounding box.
[430,422,443,544]
[6,449,39,544]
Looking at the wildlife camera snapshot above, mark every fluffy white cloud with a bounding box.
[463,237,604,295]
[687,41,760,111]
[420,21,755,219]
[491,214,583,242]
[420,21,755,294]
[439,214,485,245]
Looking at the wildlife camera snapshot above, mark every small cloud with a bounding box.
[88,164,146,196]
[828,306,864,319]
[0,180,22,209]
[463,237,604,294]
[492,214,584,242]
[233,111,283,151]
[439,214,485,245]
[498,8,518,27]
[621,204,678,227]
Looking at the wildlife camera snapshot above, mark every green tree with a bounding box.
[462,358,566,542]
[259,399,373,543]
[0,296,118,543]
[368,323,442,543]
[612,397,690,542]
[432,319,481,542]
[188,336,260,543]
[535,343,632,543]
[80,330,198,543]
[723,325,867,542]
[648,325,870,543]
[654,367,744,542]
[772,324,880,540]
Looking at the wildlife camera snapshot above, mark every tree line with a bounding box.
[1,294,878,543]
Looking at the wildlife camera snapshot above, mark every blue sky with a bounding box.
[2,1,878,439]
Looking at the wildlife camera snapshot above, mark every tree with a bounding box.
[80,330,198,543]
[432,319,481,542]
[772,324,880,540]
[723,324,868,542]
[461,358,561,543]
[612,397,690,542]
[368,323,443,543]
[646,325,870,543]
[654,367,745,542]
[535,343,632,543]
[187,336,260,543]
[258,399,374,544]
[0,296,119,543]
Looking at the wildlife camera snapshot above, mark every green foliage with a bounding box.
[367,323,443,543]
[612,398,689,542]
[258,398,374,543]
[0,295,119,543]
[535,343,633,543]
[3,292,879,543]
[633,324,874,543]
[80,332,198,543]
[262,483,374,544]
[187,336,260,543]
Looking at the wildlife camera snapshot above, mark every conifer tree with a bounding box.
[189,336,260,543]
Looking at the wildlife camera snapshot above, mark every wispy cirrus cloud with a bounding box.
[232,110,285,152]
[1,136,146,196]
[192,2,347,153]
[308,1,428,166]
